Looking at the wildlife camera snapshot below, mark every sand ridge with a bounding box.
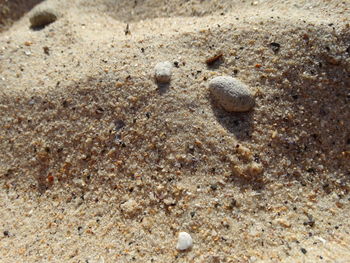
[0,0,350,262]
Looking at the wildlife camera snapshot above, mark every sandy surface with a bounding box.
[0,0,350,262]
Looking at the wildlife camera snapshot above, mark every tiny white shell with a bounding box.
[176,232,193,251]
[154,61,172,83]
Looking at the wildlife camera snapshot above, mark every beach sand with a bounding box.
[0,0,349,262]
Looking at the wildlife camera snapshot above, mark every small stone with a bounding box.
[120,199,140,217]
[246,162,264,177]
[163,198,176,206]
[154,61,172,83]
[43,46,50,55]
[176,232,193,251]
[276,218,291,228]
[270,42,281,53]
[29,7,58,28]
[210,184,218,191]
[209,76,255,112]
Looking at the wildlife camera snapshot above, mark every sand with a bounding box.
[0,0,349,262]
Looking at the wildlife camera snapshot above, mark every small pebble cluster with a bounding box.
[153,62,255,112]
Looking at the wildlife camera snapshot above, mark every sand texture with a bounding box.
[0,0,350,262]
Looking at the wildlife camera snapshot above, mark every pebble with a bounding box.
[176,232,193,251]
[29,7,58,28]
[120,199,140,217]
[154,61,172,83]
[209,76,255,112]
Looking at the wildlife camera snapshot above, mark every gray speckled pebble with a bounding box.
[209,76,255,112]
[154,61,172,83]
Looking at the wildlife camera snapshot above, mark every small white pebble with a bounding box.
[315,236,327,244]
[154,61,172,83]
[209,76,255,112]
[176,232,193,251]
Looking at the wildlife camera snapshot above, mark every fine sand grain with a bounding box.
[0,0,349,262]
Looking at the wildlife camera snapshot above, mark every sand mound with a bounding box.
[0,0,44,32]
[0,0,349,262]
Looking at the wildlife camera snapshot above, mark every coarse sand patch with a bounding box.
[0,0,349,262]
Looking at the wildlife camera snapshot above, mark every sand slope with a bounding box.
[0,0,350,262]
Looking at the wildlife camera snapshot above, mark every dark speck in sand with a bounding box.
[270,42,281,53]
